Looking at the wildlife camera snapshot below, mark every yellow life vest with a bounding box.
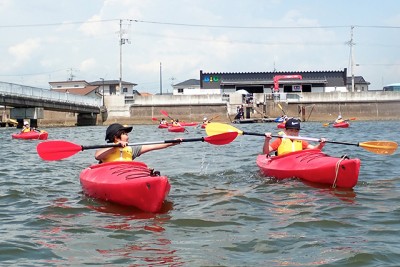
[22,127,31,133]
[102,146,133,163]
[277,137,303,155]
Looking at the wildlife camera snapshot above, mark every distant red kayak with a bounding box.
[168,125,185,132]
[277,123,285,129]
[158,124,168,128]
[333,122,350,128]
[179,122,198,127]
[256,149,360,188]
[80,161,170,213]
[12,131,48,140]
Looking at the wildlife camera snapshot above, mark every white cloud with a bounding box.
[8,38,41,66]
[79,58,97,72]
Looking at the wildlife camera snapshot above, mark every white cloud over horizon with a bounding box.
[0,0,400,92]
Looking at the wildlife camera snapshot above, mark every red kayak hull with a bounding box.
[180,122,198,127]
[12,131,48,140]
[158,124,168,128]
[277,123,285,129]
[256,149,360,188]
[79,161,170,213]
[333,122,350,128]
[168,126,185,132]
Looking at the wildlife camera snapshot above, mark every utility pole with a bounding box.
[348,26,355,93]
[100,78,105,106]
[160,62,163,95]
[170,76,176,94]
[119,19,130,95]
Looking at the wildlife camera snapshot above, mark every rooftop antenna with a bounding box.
[67,68,79,81]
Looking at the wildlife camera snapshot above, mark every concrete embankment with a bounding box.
[29,91,400,126]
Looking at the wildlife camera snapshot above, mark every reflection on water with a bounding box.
[1,121,400,266]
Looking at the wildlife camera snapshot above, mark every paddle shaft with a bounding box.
[242,131,360,146]
[81,138,207,151]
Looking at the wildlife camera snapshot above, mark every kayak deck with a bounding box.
[12,131,48,140]
[79,161,170,212]
[256,149,360,188]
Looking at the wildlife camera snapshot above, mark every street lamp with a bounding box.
[100,78,105,106]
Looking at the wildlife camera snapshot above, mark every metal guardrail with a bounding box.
[0,81,101,107]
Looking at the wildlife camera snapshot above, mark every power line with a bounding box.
[2,19,400,30]
[0,19,119,28]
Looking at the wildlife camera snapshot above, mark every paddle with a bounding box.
[36,132,239,161]
[205,122,398,155]
[277,103,286,115]
[323,118,356,127]
[151,117,158,121]
[208,115,220,122]
[160,110,174,121]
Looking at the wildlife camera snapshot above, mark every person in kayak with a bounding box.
[95,123,180,163]
[335,114,344,124]
[263,118,326,156]
[21,121,31,133]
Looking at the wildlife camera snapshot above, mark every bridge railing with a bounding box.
[0,82,101,107]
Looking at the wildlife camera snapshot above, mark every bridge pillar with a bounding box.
[77,113,97,126]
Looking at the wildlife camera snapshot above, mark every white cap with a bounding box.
[203,117,207,120]
[24,121,29,125]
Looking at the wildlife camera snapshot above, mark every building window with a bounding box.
[123,87,128,93]
[178,89,183,93]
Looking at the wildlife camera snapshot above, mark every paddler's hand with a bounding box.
[317,138,326,149]
[264,132,272,140]
[117,141,129,147]
[169,138,182,146]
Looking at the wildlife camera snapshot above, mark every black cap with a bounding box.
[105,123,133,143]
[285,118,301,130]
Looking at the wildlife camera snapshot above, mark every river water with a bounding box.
[1,121,400,266]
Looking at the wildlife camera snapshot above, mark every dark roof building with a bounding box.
[199,68,369,93]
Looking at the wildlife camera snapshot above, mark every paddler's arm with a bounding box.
[94,141,125,161]
[263,133,273,154]
[139,138,182,155]
[307,138,326,150]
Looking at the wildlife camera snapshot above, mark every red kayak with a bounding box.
[179,122,198,127]
[12,130,48,140]
[333,122,350,128]
[256,149,360,188]
[277,123,285,129]
[158,124,169,129]
[79,161,170,213]
[168,125,185,132]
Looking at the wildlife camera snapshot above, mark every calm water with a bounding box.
[1,121,400,266]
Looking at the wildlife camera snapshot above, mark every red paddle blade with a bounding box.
[160,110,170,117]
[152,117,158,121]
[204,132,238,145]
[37,140,82,161]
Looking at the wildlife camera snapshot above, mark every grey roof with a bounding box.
[346,76,370,85]
[90,80,137,86]
[174,79,200,87]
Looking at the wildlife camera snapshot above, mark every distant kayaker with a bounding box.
[335,115,344,124]
[172,119,181,127]
[95,123,180,163]
[160,118,167,125]
[21,121,31,133]
[263,118,326,156]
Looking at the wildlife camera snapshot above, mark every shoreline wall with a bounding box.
[20,91,400,126]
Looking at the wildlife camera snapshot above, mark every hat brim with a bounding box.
[120,126,133,133]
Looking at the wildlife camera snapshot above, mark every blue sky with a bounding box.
[0,0,399,93]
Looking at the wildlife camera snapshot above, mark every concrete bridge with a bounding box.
[0,81,102,127]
